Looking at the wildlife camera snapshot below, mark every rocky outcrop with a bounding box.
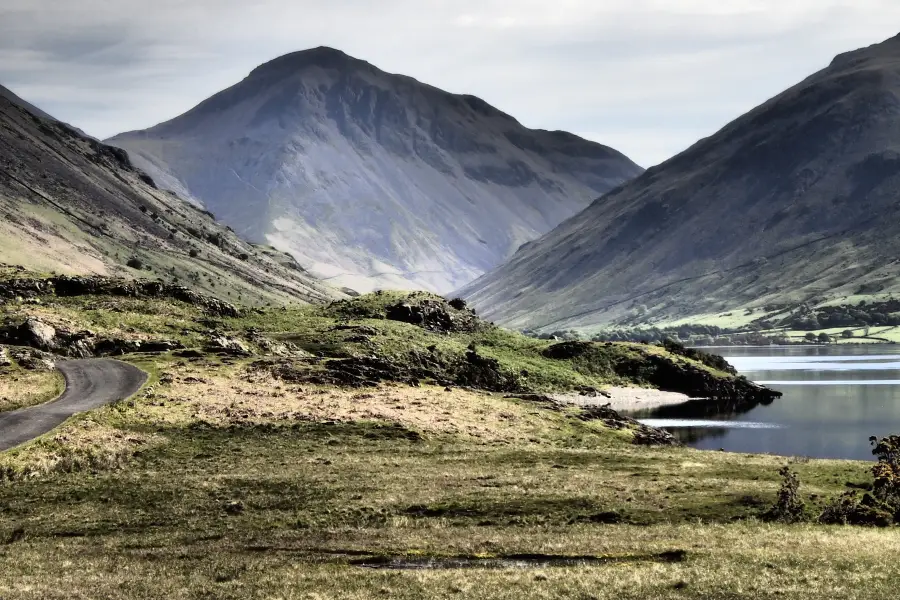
[542,341,781,402]
[205,335,252,356]
[0,275,240,317]
[330,293,485,334]
[0,317,183,358]
[52,276,241,317]
[577,404,679,446]
[0,347,11,368]
[0,318,94,357]
[91,339,185,356]
[8,347,55,371]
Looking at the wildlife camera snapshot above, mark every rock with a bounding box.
[21,317,57,351]
[448,298,468,311]
[9,347,55,371]
[92,338,184,356]
[0,274,245,317]
[223,500,245,515]
[577,404,680,447]
[206,335,251,356]
[0,347,11,368]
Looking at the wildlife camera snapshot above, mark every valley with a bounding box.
[4,23,900,600]
[0,271,898,598]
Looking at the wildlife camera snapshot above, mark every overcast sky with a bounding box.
[1,1,898,167]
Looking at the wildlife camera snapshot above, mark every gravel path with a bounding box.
[0,359,147,451]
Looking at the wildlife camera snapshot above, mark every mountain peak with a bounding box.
[249,46,370,77]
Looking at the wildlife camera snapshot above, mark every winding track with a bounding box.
[0,359,147,452]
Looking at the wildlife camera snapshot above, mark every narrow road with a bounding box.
[0,359,148,452]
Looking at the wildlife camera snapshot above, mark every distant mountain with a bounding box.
[459,34,900,331]
[0,85,338,305]
[108,47,642,293]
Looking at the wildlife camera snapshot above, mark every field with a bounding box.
[0,282,898,598]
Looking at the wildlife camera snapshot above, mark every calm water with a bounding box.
[632,345,900,460]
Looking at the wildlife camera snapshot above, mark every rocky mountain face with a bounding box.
[459,33,900,331]
[108,47,642,293]
[0,86,338,305]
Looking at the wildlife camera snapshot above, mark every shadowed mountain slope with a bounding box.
[0,86,338,305]
[108,47,642,293]
[460,33,900,331]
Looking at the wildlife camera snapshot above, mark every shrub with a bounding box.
[764,466,806,523]
[819,435,900,527]
[189,249,200,258]
[126,257,143,270]
[238,253,250,261]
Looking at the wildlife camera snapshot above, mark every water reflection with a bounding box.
[632,345,900,460]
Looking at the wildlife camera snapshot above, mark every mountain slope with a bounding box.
[0,84,55,122]
[108,47,642,293]
[0,86,338,305]
[460,33,900,331]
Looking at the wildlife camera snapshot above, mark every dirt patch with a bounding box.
[350,550,688,569]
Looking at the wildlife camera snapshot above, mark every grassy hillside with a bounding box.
[0,278,897,598]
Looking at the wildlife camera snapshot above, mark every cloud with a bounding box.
[1,0,899,166]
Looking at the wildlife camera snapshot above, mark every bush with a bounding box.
[189,249,200,258]
[238,253,250,261]
[764,466,806,523]
[819,435,900,527]
[126,257,143,270]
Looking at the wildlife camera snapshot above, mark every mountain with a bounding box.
[0,84,338,305]
[107,47,642,293]
[459,33,900,331]
[1,84,56,122]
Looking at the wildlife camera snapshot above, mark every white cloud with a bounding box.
[1,1,898,165]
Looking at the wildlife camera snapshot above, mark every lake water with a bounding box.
[632,345,900,460]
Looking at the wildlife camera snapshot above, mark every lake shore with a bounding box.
[551,386,696,412]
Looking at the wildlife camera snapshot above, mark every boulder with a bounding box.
[206,335,251,356]
[0,347,11,368]
[21,317,57,351]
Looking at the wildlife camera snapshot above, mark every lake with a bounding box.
[631,345,900,460]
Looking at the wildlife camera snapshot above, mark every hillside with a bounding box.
[0,86,338,305]
[108,47,642,293]
[460,33,900,331]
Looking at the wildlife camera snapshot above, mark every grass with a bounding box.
[0,361,64,412]
[0,356,886,599]
[0,286,896,598]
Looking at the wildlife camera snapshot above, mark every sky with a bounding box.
[1,1,899,167]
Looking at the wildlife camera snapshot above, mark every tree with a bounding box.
[804,333,817,342]
[842,330,855,339]
[817,332,831,344]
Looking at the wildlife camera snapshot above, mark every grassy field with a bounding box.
[0,284,898,598]
[0,361,63,412]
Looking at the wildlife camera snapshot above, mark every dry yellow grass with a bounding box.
[0,358,888,599]
[0,366,63,412]
[132,364,590,445]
